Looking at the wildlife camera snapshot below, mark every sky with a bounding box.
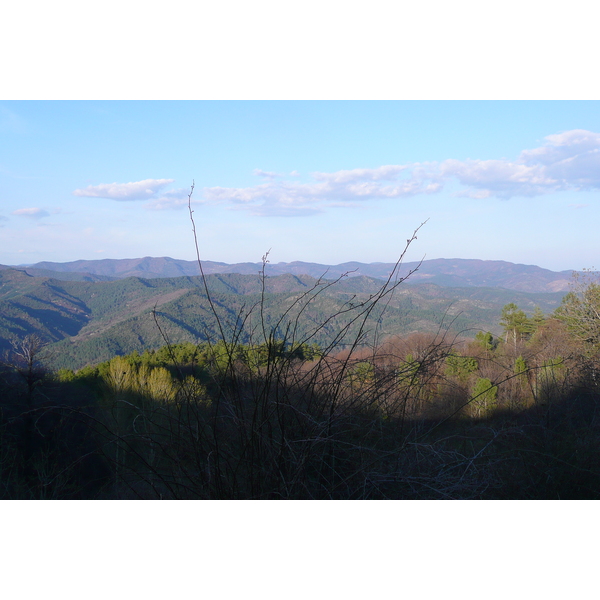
[2,100,600,271]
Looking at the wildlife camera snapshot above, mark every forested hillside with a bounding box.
[0,268,564,370]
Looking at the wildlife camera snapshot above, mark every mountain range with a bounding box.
[0,257,570,371]
[1,256,576,293]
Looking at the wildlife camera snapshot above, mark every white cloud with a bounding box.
[311,165,408,183]
[144,187,193,210]
[520,130,600,166]
[12,207,50,219]
[442,129,600,198]
[440,158,554,198]
[75,130,600,218]
[204,183,274,205]
[253,169,282,179]
[201,165,437,216]
[73,178,175,200]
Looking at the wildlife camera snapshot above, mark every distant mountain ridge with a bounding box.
[3,256,577,293]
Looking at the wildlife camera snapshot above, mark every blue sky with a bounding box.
[2,101,600,271]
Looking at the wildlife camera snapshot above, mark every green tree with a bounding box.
[531,306,546,331]
[470,377,498,417]
[555,271,600,352]
[349,361,375,386]
[474,331,496,353]
[445,351,478,383]
[500,303,532,349]
[514,355,528,379]
[514,355,530,396]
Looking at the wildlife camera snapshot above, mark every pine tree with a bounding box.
[499,303,533,349]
